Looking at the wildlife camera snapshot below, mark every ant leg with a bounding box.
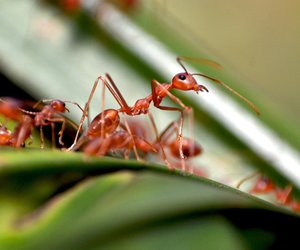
[13,116,32,148]
[96,137,112,156]
[187,107,195,174]
[151,80,187,172]
[236,171,260,189]
[122,116,142,162]
[158,120,179,142]
[105,73,132,114]
[51,122,56,149]
[48,118,66,146]
[58,120,66,146]
[64,101,85,114]
[275,185,293,205]
[39,126,45,149]
[100,78,106,138]
[69,74,131,151]
[68,77,101,150]
[151,80,190,110]
[148,112,172,169]
[86,102,90,126]
[71,136,88,152]
[154,106,186,171]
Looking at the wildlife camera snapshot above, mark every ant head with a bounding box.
[50,100,67,112]
[171,73,201,92]
[174,56,260,115]
[172,57,208,93]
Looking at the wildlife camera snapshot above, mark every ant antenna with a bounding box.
[33,99,85,113]
[177,56,223,71]
[176,57,188,73]
[176,56,260,115]
[192,73,260,115]
[236,171,260,189]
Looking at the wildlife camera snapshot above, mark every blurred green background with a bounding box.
[154,0,300,119]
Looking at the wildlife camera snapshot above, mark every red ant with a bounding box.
[80,114,203,174]
[117,56,258,169]
[70,57,259,171]
[237,173,300,212]
[82,121,157,158]
[0,98,33,147]
[115,117,204,174]
[20,99,84,148]
[153,119,203,174]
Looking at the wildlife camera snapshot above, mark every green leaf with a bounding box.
[0,149,298,249]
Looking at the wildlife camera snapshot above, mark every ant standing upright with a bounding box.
[20,99,84,148]
[70,57,259,171]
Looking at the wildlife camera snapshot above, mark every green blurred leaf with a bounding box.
[0,149,299,249]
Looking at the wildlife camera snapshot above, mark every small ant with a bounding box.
[21,99,84,148]
[125,117,204,174]
[237,173,300,212]
[154,119,203,173]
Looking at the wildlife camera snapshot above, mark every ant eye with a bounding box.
[178,74,186,80]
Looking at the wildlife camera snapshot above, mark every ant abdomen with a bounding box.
[169,138,202,158]
[87,109,120,137]
[0,97,24,121]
